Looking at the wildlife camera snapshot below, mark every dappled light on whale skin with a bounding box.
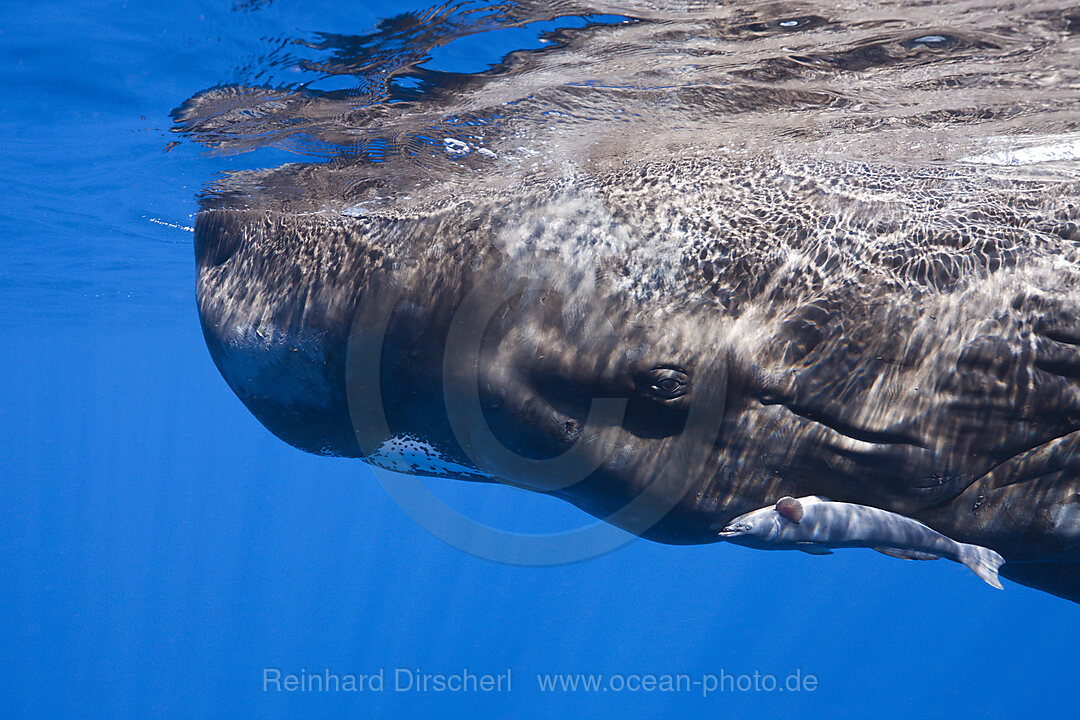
[176,0,1080,601]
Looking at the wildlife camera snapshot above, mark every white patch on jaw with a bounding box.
[368,435,494,480]
[215,325,333,409]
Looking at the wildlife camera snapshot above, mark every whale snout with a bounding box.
[194,208,370,457]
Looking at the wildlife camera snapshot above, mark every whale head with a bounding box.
[192,181,749,541]
[190,155,1080,599]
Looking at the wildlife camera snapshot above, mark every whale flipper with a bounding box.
[796,543,834,555]
[775,496,804,523]
[875,547,940,561]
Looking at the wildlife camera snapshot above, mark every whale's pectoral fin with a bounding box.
[795,543,833,555]
[874,547,940,561]
[775,496,804,523]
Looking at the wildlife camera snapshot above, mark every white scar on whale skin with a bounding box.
[718,496,1005,589]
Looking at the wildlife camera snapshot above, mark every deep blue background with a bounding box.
[2,1,1077,717]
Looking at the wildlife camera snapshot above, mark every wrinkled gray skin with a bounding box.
[195,153,1080,602]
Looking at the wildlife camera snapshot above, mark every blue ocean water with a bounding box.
[2,1,1078,718]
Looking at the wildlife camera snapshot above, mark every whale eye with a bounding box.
[646,368,689,400]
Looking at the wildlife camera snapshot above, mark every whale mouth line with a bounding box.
[759,396,928,450]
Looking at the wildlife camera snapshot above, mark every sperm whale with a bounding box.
[179,0,1080,600]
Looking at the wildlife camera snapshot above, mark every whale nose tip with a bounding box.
[194,210,242,269]
[192,208,366,457]
[718,521,751,537]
